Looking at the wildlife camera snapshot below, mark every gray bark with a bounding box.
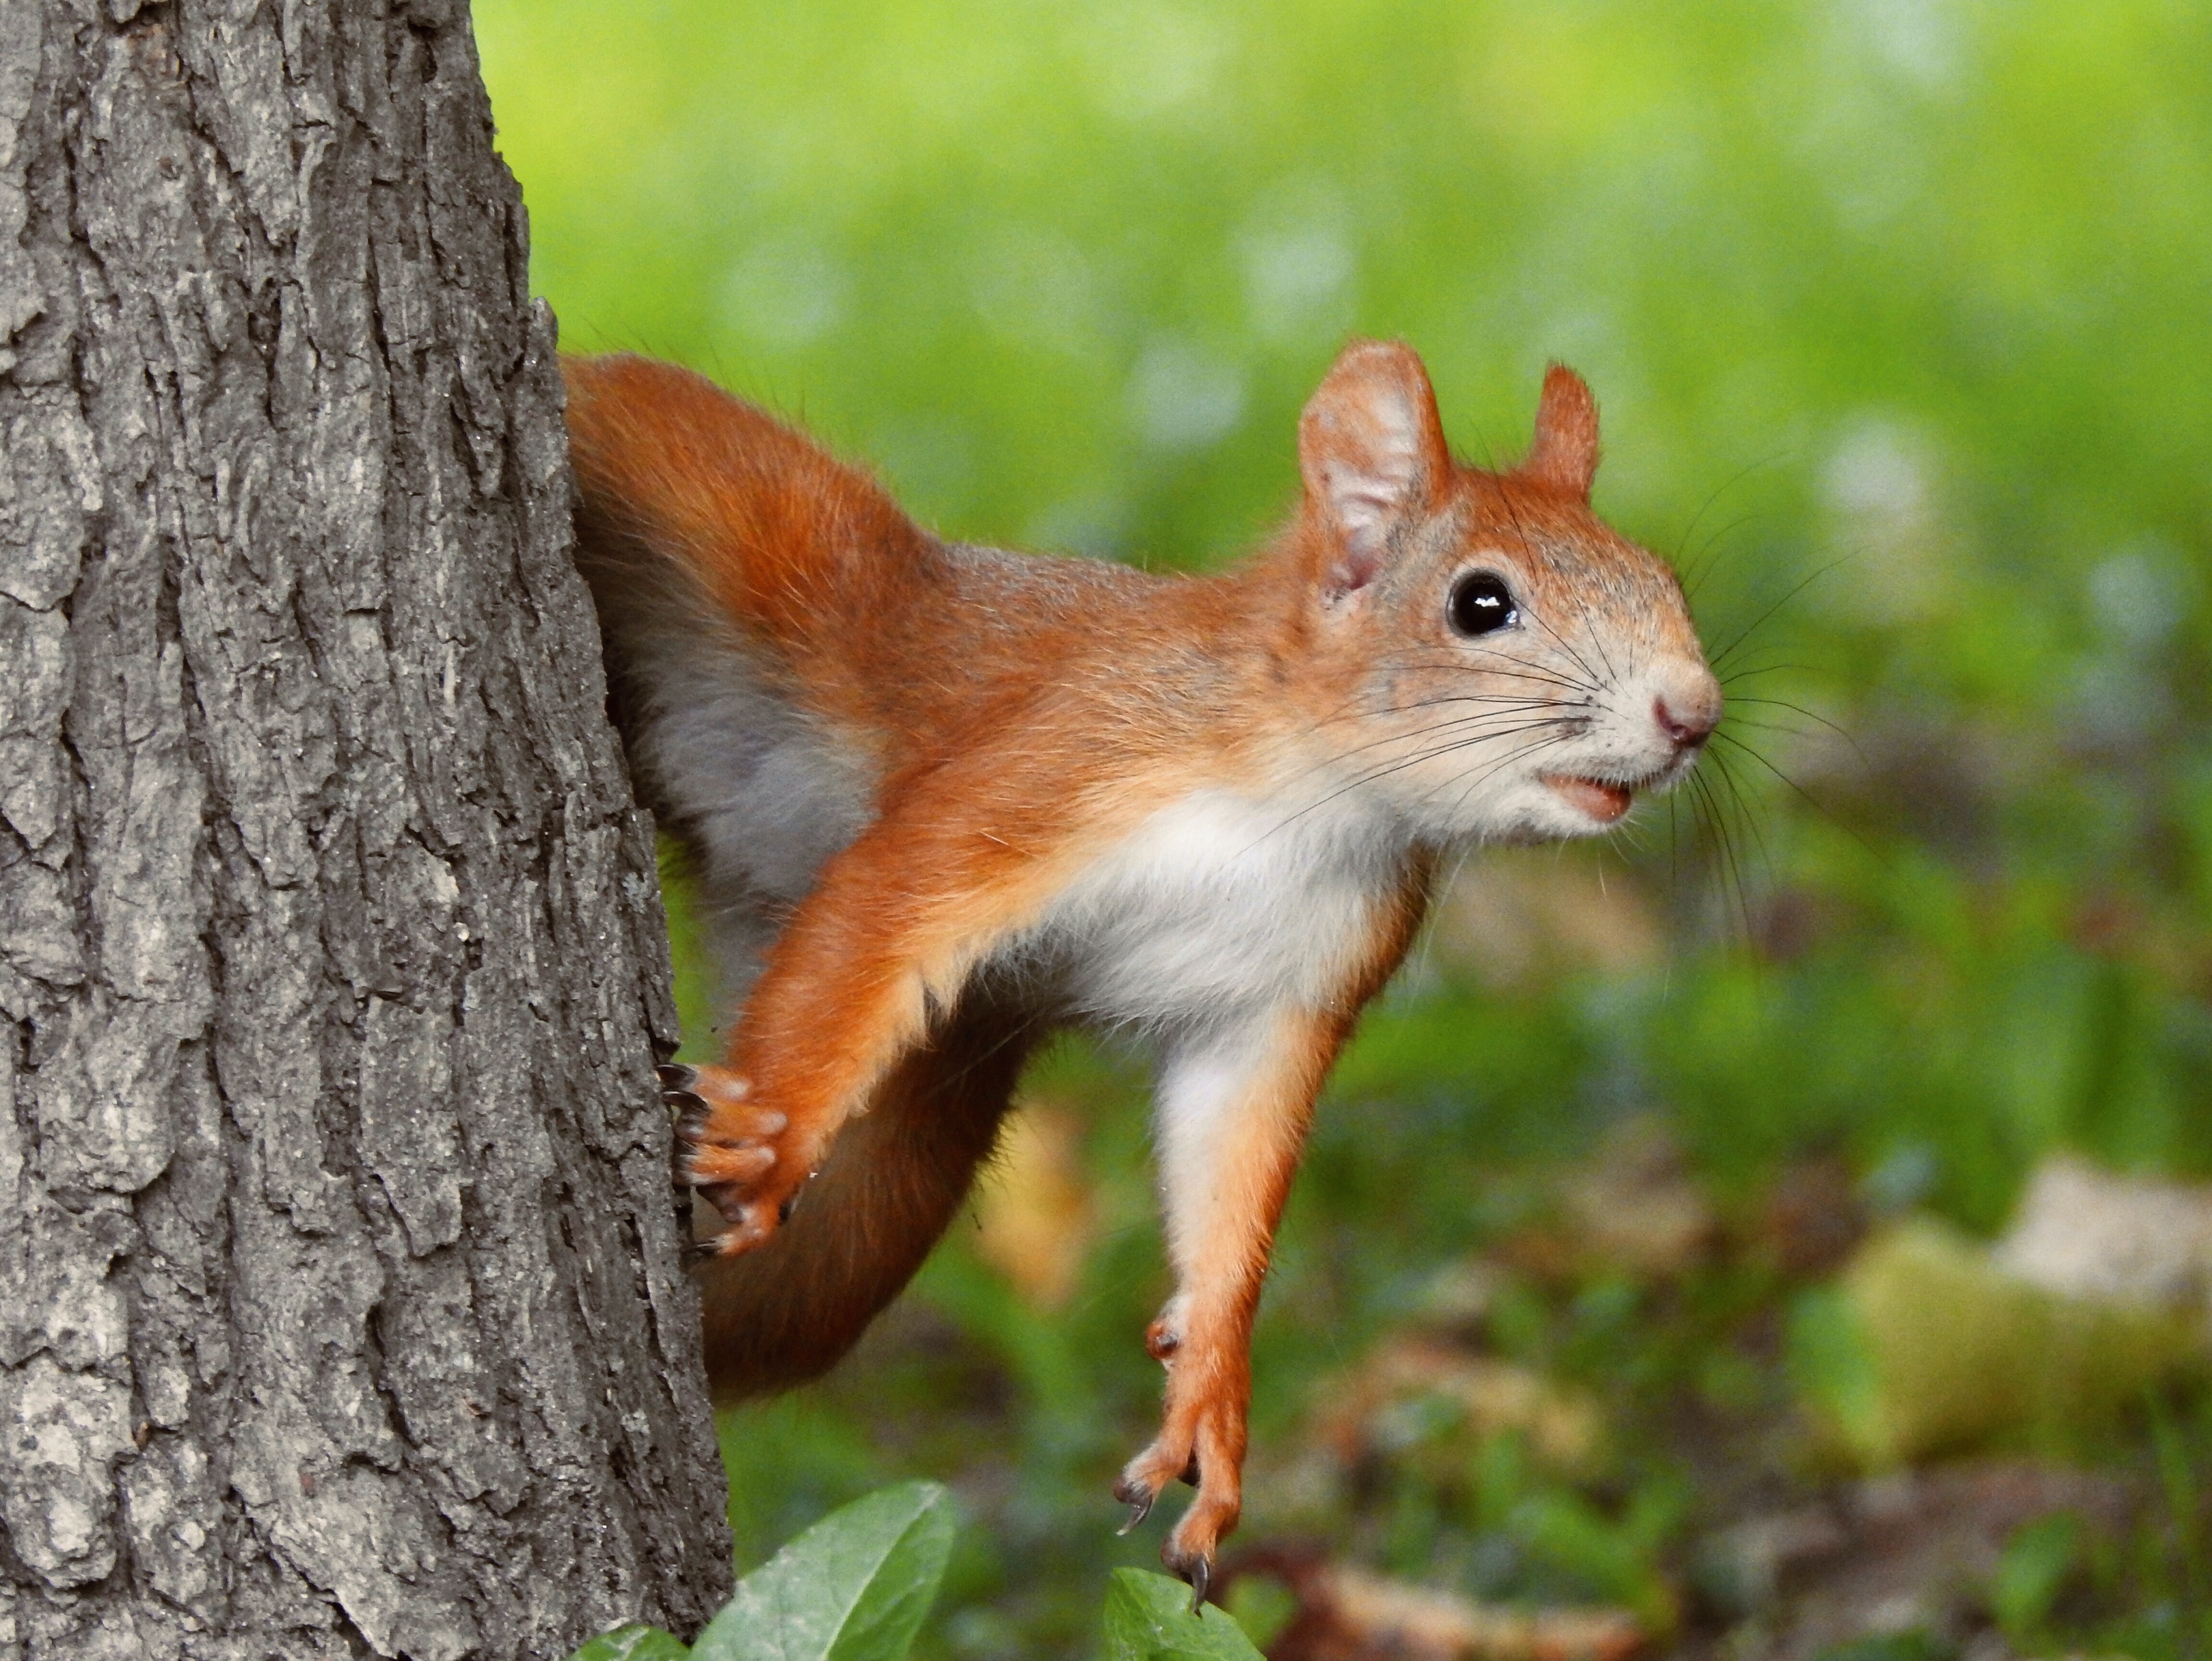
[0,2,734,1656]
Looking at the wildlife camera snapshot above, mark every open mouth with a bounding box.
[1542,774,1636,824]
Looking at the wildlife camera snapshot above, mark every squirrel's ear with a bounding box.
[1298,340,1452,597]
[1522,364,1600,500]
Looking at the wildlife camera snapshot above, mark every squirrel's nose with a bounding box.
[1654,688,1719,750]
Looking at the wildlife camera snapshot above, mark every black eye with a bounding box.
[1448,571,1519,637]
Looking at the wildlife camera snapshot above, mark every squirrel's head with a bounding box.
[1285,339,1721,846]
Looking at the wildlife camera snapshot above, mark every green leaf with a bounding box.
[1785,1284,1887,1466]
[691,1481,956,1661]
[1990,1512,2083,1639]
[1100,1569,1266,1661]
[568,1625,691,1661]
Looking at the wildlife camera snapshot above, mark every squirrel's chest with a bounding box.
[1026,788,1401,1028]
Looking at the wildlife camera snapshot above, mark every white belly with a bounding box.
[1027,787,1404,1032]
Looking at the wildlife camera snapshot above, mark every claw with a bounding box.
[679,1236,720,1267]
[690,1179,744,1225]
[1111,1474,1156,1534]
[656,1062,698,1090]
[663,1087,709,1116]
[778,1190,801,1224]
[1186,1556,1211,1613]
[729,1202,775,1250]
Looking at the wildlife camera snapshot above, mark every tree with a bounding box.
[0,2,732,1654]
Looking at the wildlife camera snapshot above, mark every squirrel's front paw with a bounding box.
[660,1062,798,1254]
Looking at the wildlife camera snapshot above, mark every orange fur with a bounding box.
[560,342,1719,1589]
[693,986,1043,1391]
[1116,857,1432,1577]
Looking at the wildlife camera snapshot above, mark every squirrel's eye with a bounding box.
[1448,571,1519,637]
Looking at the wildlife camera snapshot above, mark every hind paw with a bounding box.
[1113,1390,1246,1607]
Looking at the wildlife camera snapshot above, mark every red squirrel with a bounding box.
[561,341,1721,1596]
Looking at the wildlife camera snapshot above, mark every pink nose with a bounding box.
[1654,694,1717,750]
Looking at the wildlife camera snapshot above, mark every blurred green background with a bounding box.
[476,3,2212,1656]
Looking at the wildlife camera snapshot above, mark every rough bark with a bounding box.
[0,2,734,1656]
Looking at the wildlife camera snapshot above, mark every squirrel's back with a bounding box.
[564,354,1173,754]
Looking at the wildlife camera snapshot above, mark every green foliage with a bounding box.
[572,1630,691,1661]
[1990,1512,2085,1642]
[1785,1285,1885,1462]
[1508,1477,1687,1634]
[1100,1571,1265,1661]
[568,1489,1269,1661]
[1792,1220,2203,1469]
[694,1482,957,1661]
[567,1484,955,1661]
[483,3,2212,1654]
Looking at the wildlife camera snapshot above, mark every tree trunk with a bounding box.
[0,2,733,1656]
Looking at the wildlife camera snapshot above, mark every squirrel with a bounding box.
[559,339,1721,1596]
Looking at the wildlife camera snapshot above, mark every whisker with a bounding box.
[1719,660,1824,684]
[1667,790,1680,900]
[1709,555,1854,674]
[1490,487,1613,693]
[1673,450,1790,596]
[1279,703,1592,796]
[1336,718,1586,802]
[1318,692,1582,729]
[1688,768,1755,945]
[1250,721,1584,850]
[1709,728,1890,872]
[1357,645,1602,699]
[1674,466,1757,571]
[1722,695,1865,762]
[1680,509,1771,602]
[1430,730,1579,827]
[1717,714,1838,742]
[1708,744,1776,886]
[1523,605,1611,698]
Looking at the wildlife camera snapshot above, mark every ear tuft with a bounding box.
[1298,340,1452,596]
[1522,364,1600,499]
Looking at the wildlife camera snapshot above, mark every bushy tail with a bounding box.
[561,353,923,649]
[562,353,1002,1393]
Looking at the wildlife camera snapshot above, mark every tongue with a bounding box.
[1549,776,1633,823]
